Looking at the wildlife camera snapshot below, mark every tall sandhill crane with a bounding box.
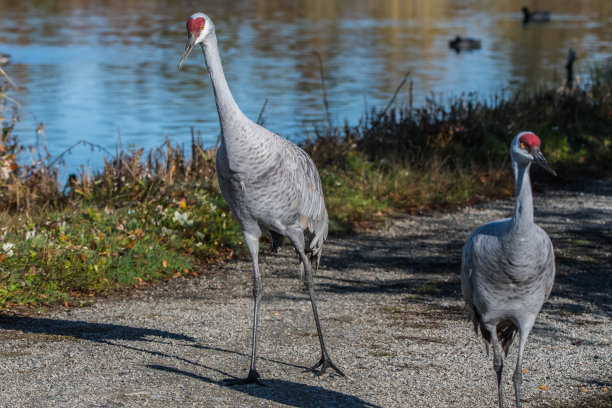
[178,12,344,385]
[461,131,556,408]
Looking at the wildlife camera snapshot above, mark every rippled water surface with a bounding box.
[1,0,610,170]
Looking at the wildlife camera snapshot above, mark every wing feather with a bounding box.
[279,138,328,256]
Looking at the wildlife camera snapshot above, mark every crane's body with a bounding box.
[179,12,342,385]
[215,134,327,261]
[461,131,556,408]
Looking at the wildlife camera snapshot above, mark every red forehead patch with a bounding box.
[519,132,541,147]
[187,17,205,33]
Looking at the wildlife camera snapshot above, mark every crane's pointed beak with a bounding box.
[178,33,197,69]
[532,148,557,176]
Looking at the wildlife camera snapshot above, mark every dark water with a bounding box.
[1,0,610,171]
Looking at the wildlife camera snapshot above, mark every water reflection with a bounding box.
[0,0,610,171]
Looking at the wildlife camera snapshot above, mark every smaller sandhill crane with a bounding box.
[461,132,556,408]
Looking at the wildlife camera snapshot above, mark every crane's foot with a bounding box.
[304,356,345,377]
[222,369,265,386]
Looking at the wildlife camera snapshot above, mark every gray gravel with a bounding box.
[1,179,610,408]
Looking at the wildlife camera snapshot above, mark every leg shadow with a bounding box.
[148,364,381,408]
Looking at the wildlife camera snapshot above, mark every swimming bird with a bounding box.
[178,12,344,385]
[449,36,481,52]
[461,131,556,408]
[522,7,551,23]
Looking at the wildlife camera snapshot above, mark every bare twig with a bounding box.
[381,71,411,116]
[408,77,414,119]
[0,67,19,91]
[47,140,113,169]
[313,51,333,129]
[256,98,269,125]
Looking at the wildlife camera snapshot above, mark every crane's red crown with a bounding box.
[187,17,205,34]
[519,132,541,149]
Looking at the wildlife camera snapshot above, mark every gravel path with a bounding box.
[1,179,610,408]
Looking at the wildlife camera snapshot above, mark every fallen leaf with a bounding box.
[162,260,168,268]
[538,386,548,390]
[580,387,589,393]
[522,368,529,373]
[177,199,187,209]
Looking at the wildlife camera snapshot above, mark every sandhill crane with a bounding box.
[522,7,551,23]
[461,132,556,408]
[178,12,344,385]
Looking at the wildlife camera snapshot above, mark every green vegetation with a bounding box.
[1,64,611,310]
[306,70,612,226]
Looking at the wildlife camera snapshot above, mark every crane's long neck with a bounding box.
[201,33,246,136]
[511,160,534,230]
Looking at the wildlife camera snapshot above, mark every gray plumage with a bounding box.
[178,12,343,385]
[461,131,556,408]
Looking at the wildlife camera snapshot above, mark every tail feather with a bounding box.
[269,230,284,253]
[498,321,517,356]
[468,306,492,355]
[467,305,516,356]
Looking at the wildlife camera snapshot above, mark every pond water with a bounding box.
[1,0,610,172]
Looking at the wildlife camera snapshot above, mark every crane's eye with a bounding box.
[520,142,527,149]
[200,25,205,31]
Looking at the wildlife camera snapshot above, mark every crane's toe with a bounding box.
[304,356,346,377]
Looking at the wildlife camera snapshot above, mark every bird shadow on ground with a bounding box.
[147,364,381,408]
[0,315,306,374]
[0,315,195,343]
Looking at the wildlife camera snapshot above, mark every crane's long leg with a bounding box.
[287,230,345,377]
[224,231,264,386]
[488,325,505,408]
[513,322,534,408]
